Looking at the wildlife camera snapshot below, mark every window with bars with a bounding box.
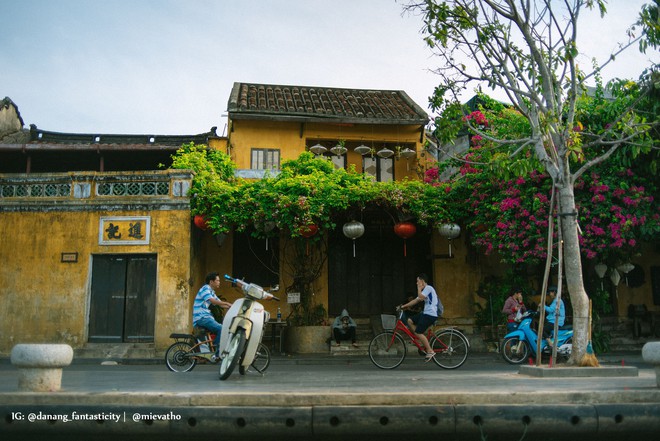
[251,148,280,170]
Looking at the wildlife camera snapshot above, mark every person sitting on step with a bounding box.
[332,309,358,347]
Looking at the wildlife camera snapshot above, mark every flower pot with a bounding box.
[284,325,331,353]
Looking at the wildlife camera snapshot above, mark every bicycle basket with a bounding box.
[381,314,396,330]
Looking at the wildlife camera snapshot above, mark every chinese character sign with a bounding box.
[99,217,150,245]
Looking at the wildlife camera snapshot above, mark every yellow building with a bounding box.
[1,83,658,357]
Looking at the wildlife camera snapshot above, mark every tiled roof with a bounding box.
[228,82,428,125]
[12,125,219,150]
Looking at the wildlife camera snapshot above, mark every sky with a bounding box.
[2,0,658,136]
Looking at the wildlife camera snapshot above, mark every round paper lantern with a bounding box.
[394,221,416,239]
[394,222,416,256]
[438,223,461,256]
[437,223,461,239]
[299,224,318,238]
[343,220,365,257]
[193,215,210,231]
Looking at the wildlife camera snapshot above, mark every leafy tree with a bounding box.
[405,0,658,364]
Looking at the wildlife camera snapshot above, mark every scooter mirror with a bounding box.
[270,284,280,292]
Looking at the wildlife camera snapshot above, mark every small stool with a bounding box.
[10,344,74,392]
[642,342,660,388]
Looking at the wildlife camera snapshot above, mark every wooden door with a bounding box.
[88,254,156,343]
[329,215,432,316]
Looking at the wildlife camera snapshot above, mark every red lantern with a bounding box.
[193,215,210,231]
[394,222,416,256]
[299,224,318,238]
[299,224,318,256]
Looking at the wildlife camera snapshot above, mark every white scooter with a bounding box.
[218,275,279,380]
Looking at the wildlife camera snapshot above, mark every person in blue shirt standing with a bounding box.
[400,273,441,362]
[193,272,233,359]
[543,286,565,345]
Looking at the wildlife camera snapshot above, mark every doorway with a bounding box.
[88,254,157,343]
[328,214,432,316]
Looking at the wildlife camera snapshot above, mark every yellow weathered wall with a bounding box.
[0,169,196,355]
[228,119,422,181]
[0,208,192,354]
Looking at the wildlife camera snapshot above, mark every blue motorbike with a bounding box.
[500,310,573,364]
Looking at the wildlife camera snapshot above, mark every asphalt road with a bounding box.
[1,352,658,441]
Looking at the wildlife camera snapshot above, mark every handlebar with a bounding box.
[224,274,244,285]
[224,274,280,301]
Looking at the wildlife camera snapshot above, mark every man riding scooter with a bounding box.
[543,286,565,348]
[192,272,233,362]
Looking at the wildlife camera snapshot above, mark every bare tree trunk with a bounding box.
[556,184,589,365]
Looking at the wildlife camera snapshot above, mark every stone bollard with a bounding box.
[642,342,660,388]
[10,344,74,392]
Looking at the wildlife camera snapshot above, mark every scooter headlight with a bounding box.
[245,283,265,299]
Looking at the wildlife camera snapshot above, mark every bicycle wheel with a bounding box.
[252,342,271,372]
[500,336,529,364]
[369,331,406,369]
[240,342,271,375]
[165,341,197,373]
[219,329,247,380]
[431,330,469,369]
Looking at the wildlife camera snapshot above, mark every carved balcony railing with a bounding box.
[0,170,194,212]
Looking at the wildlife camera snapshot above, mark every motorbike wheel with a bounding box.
[219,329,247,380]
[165,342,197,373]
[556,337,573,363]
[501,337,530,364]
[239,343,271,375]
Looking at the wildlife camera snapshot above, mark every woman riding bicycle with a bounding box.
[400,273,442,362]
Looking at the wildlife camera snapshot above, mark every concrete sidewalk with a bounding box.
[0,351,658,440]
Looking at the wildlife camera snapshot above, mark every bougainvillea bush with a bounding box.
[425,93,659,265]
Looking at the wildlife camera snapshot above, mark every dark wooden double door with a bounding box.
[328,217,432,317]
[88,254,157,343]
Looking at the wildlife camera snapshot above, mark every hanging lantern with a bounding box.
[399,148,416,159]
[193,215,210,231]
[594,262,608,290]
[342,220,365,257]
[610,268,621,299]
[299,224,318,256]
[299,224,318,238]
[394,221,416,257]
[256,221,276,250]
[354,144,371,155]
[610,268,621,286]
[377,147,395,158]
[309,143,327,155]
[617,262,635,285]
[437,223,461,257]
[330,144,347,156]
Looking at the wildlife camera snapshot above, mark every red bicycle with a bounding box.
[368,307,470,369]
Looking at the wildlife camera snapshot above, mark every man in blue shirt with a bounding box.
[543,286,565,344]
[193,272,233,359]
